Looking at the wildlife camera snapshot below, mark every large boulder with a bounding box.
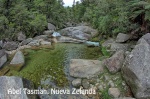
[43,30,54,36]
[59,27,73,36]
[69,59,103,78]
[28,40,40,46]
[72,30,91,40]
[0,50,7,68]
[0,76,36,99]
[40,41,51,45]
[122,38,150,99]
[59,26,98,40]
[103,50,124,73]
[0,40,3,48]
[33,35,49,41]
[10,50,25,71]
[48,23,56,30]
[102,39,115,48]
[20,38,33,46]
[116,33,130,43]
[17,45,31,50]
[110,43,129,51]
[39,93,89,99]
[115,98,135,99]
[57,36,85,43]
[137,33,150,45]
[75,26,98,37]
[3,41,18,51]
[17,32,26,42]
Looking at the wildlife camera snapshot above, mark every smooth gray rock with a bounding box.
[0,76,36,99]
[28,40,40,46]
[39,94,89,99]
[59,26,98,40]
[33,35,48,41]
[72,30,91,40]
[21,38,33,46]
[43,30,54,35]
[10,51,24,65]
[116,33,130,43]
[0,40,3,48]
[115,98,135,99]
[48,23,56,30]
[0,50,7,68]
[82,79,90,89]
[40,41,51,45]
[138,33,150,45]
[10,50,24,70]
[108,80,115,87]
[102,39,115,48]
[18,32,26,41]
[3,41,18,51]
[85,41,99,47]
[137,38,147,45]
[69,59,103,78]
[57,36,85,43]
[103,50,124,73]
[17,45,31,51]
[72,79,82,87]
[75,26,98,37]
[122,38,150,99]
[98,85,103,91]
[108,88,120,98]
[110,43,129,51]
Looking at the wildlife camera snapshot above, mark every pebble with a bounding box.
[72,78,82,87]
[104,75,109,81]
[82,79,90,89]
[108,80,115,87]
[108,88,120,98]
[98,85,103,91]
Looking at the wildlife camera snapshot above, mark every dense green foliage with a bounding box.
[0,0,67,39]
[0,0,150,39]
[72,0,150,38]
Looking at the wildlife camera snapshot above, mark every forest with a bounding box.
[0,0,150,40]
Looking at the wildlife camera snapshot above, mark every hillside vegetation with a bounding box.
[0,0,150,39]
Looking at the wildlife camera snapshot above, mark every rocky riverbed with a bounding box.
[1,24,149,99]
[5,43,101,87]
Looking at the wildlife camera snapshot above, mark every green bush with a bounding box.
[100,88,111,99]
[101,46,111,57]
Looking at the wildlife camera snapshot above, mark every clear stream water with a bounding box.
[6,43,101,89]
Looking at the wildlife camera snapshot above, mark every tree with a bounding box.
[0,0,68,39]
[129,0,150,33]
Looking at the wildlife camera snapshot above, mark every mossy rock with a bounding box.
[9,63,24,71]
[0,67,10,76]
